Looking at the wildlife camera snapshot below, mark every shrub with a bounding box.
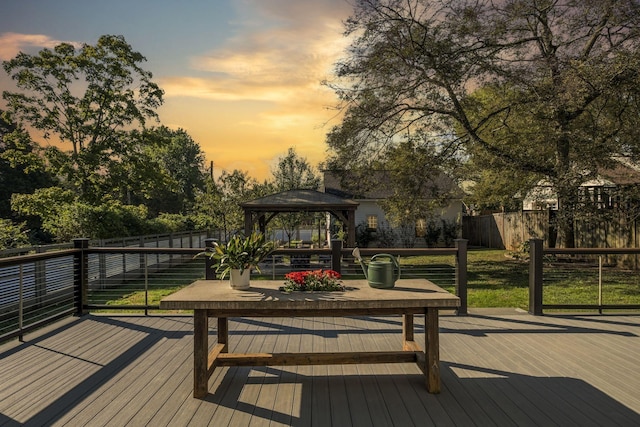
[375,221,397,247]
[441,219,460,247]
[425,220,441,247]
[0,219,30,249]
[355,220,374,247]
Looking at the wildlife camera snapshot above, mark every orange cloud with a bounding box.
[0,32,80,60]
[0,1,353,182]
[158,0,351,180]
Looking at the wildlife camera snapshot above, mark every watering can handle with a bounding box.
[370,254,401,282]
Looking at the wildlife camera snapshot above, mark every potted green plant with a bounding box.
[204,232,277,290]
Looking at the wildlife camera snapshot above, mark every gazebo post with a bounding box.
[244,210,252,236]
[347,209,356,247]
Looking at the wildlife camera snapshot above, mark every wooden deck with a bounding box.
[1,311,639,426]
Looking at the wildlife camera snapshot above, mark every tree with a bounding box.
[3,34,164,202]
[126,126,206,215]
[10,186,190,241]
[326,0,640,247]
[0,110,54,220]
[458,85,543,212]
[271,147,321,191]
[270,147,322,246]
[11,187,77,241]
[380,139,456,229]
[192,170,261,241]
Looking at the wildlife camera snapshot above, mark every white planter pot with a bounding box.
[229,269,251,290]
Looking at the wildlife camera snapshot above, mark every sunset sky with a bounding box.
[0,0,353,180]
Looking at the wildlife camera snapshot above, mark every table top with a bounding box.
[160,278,460,311]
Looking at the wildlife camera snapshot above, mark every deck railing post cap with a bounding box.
[73,238,90,248]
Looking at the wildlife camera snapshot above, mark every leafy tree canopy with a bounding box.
[120,126,206,215]
[10,186,182,241]
[0,218,30,250]
[270,147,323,245]
[3,34,164,201]
[191,169,264,240]
[326,0,640,247]
[271,147,321,191]
[0,110,54,220]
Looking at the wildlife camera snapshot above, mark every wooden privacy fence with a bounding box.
[463,211,640,250]
[463,211,549,250]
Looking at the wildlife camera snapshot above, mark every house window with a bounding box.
[367,215,378,230]
[415,218,426,237]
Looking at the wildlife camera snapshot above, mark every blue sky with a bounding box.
[0,0,352,179]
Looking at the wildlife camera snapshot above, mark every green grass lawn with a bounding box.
[96,249,640,313]
[406,249,640,311]
[401,249,530,310]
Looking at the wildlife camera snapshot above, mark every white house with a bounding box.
[523,158,640,211]
[323,170,464,246]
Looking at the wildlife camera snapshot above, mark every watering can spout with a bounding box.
[352,247,368,279]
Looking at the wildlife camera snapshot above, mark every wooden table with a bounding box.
[160,278,460,398]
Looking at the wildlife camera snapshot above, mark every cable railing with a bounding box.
[9,235,640,342]
[0,231,209,341]
[0,239,468,342]
[529,239,640,314]
[0,249,79,343]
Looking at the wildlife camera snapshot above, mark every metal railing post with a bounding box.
[18,265,24,341]
[455,239,468,315]
[529,238,544,315]
[598,255,603,314]
[73,238,90,316]
[331,239,342,274]
[144,253,149,316]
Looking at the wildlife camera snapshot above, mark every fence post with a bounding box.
[331,239,342,274]
[204,238,217,280]
[73,238,90,316]
[529,238,544,315]
[455,239,468,315]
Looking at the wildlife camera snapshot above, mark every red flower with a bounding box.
[282,269,343,292]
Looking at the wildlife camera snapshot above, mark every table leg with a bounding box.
[402,314,414,345]
[425,308,440,393]
[193,309,209,398]
[218,317,228,352]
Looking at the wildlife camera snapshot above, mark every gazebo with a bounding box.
[240,189,359,247]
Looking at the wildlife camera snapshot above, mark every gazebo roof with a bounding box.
[240,189,359,212]
[240,189,358,246]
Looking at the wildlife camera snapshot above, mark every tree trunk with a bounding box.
[554,104,577,248]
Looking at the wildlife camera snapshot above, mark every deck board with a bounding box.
[1,312,639,426]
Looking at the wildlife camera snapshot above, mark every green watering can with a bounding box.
[352,248,401,289]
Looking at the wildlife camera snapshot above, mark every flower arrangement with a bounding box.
[280,269,344,292]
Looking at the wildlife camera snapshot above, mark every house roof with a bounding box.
[597,161,640,186]
[240,189,359,211]
[323,170,464,200]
